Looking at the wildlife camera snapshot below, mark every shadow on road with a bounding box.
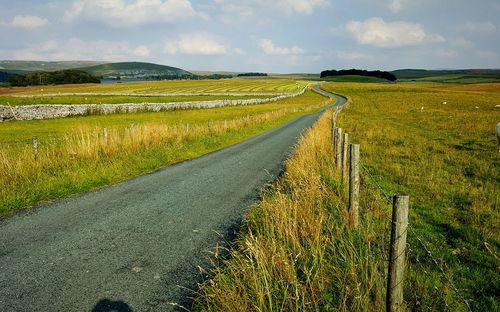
[91,299,133,312]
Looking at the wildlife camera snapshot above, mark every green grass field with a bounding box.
[324,82,499,310]
[0,94,272,106]
[0,78,306,96]
[399,74,500,83]
[195,81,499,311]
[0,89,331,216]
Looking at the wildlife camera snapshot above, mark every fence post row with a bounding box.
[386,194,409,312]
[342,132,349,183]
[335,128,343,169]
[348,144,360,227]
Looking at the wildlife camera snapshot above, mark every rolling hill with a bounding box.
[0,60,108,72]
[78,62,193,79]
[391,69,500,82]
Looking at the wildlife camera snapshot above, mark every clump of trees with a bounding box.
[237,73,268,77]
[320,69,397,81]
[9,70,100,86]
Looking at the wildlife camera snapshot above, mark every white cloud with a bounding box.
[10,15,48,29]
[259,39,304,55]
[336,51,372,61]
[64,0,207,26]
[1,38,152,61]
[279,0,327,14]
[232,48,245,55]
[214,0,327,16]
[459,21,497,33]
[164,33,228,55]
[388,0,404,13]
[133,45,151,57]
[346,17,428,48]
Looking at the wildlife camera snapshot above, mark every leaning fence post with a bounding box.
[32,136,38,161]
[348,144,360,227]
[335,128,343,169]
[386,194,409,312]
[342,132,349,182]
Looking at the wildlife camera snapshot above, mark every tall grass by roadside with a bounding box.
[0,91,330,216]
[194,111,390,311]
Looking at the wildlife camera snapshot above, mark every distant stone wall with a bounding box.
[0,88,306,121]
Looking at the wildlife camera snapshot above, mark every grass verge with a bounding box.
[194,110,390,311]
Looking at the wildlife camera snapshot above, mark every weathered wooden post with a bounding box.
[185,123,190,133]
[103,128,108,145]
[332,111,336,133]
[348,144,360,227]
[32,136,38,161]
[335,128,343,169]
[342,132,349,182]
[386,194,409,312]
[496,122,500,152]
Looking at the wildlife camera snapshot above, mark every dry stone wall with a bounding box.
[0,88,306,122]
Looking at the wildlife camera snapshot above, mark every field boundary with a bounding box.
[0,87,307,121]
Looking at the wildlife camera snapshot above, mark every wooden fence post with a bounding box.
[103,128,108,145]
[32,136,38,161]
[348,144,360,227]
[386,194,409,312]
[342,132,349,182]
[335,128,343,169]
[332,111,336,134]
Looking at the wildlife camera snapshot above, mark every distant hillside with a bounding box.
[0,60,108,72]
[392,69,500,83]
[78,62,193,80]
[8,69,100,86]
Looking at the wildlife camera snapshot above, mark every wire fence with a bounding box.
[359,161,473,312]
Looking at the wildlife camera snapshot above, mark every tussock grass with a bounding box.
[0,90,330,216]
[195,111,389,311]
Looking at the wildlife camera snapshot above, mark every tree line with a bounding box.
[237,73,268,77]
[320,69,397,81]
[9,70,100,86]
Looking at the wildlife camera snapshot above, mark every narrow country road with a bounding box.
[0,87,346,311]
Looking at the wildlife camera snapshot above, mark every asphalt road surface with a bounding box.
[0,87,346,311]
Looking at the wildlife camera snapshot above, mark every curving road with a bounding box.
[0,86,346,312]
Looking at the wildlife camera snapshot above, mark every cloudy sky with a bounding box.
[0,0,499,72]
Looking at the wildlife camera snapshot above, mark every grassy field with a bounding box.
[0,94,272,106]
[324,82,499,310]
[0,89,331,216]
[195,82,499,311]
[400,74,500,83]
[0,78,306,96]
